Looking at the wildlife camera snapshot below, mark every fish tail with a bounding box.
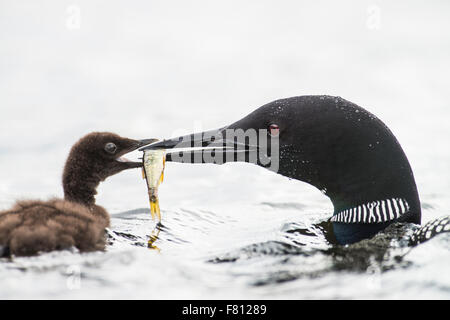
[150,198,161,222]
[149,200,156,219]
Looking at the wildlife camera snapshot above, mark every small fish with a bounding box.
[142,149,166,221]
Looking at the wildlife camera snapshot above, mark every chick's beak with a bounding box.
[137,138,160,148]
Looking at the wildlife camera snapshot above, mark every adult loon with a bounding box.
[0,132,156,257]
[141,95,449,245]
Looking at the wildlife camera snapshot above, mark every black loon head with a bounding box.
[142,96,421,244]
[63,132,156,205]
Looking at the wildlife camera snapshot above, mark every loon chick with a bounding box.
[141,95,449,245]
[0,132,155,257]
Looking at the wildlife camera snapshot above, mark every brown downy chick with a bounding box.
[0,132,156,257]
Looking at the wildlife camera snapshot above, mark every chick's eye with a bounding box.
[104,142,117,154]
[269,124,280,136]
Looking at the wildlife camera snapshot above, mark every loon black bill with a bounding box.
[139,127,270,165]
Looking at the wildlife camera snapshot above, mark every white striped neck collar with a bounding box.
[330,198,410,224]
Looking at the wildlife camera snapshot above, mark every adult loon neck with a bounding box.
[327,177,419,214]
[325,153,421,224]
[278,147,422,225]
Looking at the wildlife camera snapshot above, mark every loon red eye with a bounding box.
[269,124,280,136]
[104,142,117,154]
